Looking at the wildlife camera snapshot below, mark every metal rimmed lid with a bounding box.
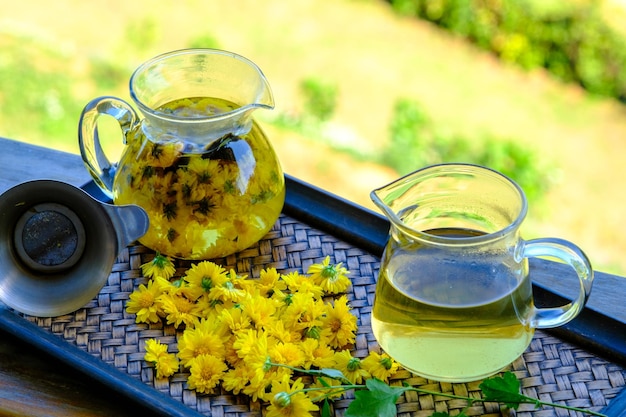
[13,202,87,273]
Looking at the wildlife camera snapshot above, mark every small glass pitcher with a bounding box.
[79,49,285,260]
[370,163,594,382]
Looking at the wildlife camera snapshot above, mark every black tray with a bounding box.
[0,174,624,416]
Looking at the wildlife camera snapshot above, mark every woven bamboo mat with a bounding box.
[21,213,626,416]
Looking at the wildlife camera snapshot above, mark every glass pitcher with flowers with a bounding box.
[78,49,285,260]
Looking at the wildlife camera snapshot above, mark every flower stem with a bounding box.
[406,387,606,417]
[268,361,606,417]
[531,397,606,416]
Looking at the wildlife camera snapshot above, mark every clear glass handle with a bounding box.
[523,237,594,328]
[78,97,138,198]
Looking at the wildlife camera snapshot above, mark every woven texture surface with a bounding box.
[23,214,625,416]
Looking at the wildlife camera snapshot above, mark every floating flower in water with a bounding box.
[113,98,285,260]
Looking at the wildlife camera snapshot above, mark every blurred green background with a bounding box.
[2,0,626,276]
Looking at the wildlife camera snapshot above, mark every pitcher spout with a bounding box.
[233,54,274,117]
[249,70,275,111]
[370,174,417,234]
[371,164,529,243]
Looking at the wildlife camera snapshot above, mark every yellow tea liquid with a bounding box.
[113,97,285,259]
[371,228,534,382]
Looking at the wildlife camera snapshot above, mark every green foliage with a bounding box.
[380,98,552,203]
[124,16,160,52]
[188,33,221,49]
[272,77,340,146]
[89,57,128,90]
[479,371,535,409]
[341,371,604,417]
[389,0,626,102]
[0,38,83,148]
[300,77,339,122]
[345,378,410,417]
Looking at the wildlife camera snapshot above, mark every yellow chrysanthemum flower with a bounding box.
[332,350,370,384]
[243,371,273,402]
[184,260,227,293]
[257,267,287,295]
[222,364,255,395]
[186,354,227,394]
[233,329,271,364]
[361,351,399,382]
[297,297,326,333]
[269,342,305,368]
[194,315,231,338]
[209,277,246,303]
[144,338,168,361]
[242,293,279,330]
[144,339,179,379]
[219,307,252,334]
[157,292,202,328]
[222,335,241,368]
[177,327,226,367]
[153,352,180,379]
[147,141,183,168]
[267,376,319,417]
[187,157,221,183]
[307,256,351,294]
[171,279,203,303]
[320,295,358,349]
[265,319,297,344]
[280,292,324,334]
[304,339,337,370]
[193,295,225,320]
[282,271,324,299]
[226,268,251,288]
[141,253,176,279]
[126,279,164,323]
[298,338,318,370]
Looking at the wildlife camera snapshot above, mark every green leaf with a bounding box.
[479,371,538,409]
[321,399,332,417]
[345,378,410,417]
[316,368,347,381]
[430,413,453,417]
